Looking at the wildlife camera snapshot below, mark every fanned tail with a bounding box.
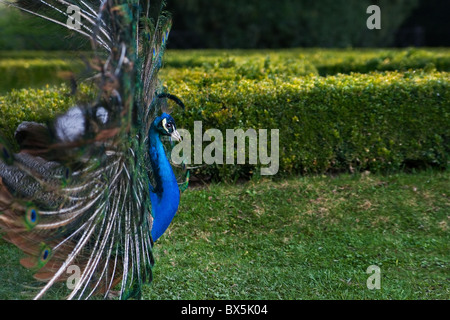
[0,0,187,299]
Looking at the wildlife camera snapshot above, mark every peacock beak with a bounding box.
[171,129,182,142]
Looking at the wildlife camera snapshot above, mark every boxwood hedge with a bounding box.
[0,57,85,93]
[161,69,449,180]
[163,48,450,76]
[0,49,449,181]
[2,48,450,92]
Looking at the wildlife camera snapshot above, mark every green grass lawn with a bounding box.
[0,168,448,300]
[143,170,449,300]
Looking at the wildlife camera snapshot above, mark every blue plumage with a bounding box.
[148,114,181,241]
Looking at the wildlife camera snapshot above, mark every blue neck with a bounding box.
[148,126,180,241]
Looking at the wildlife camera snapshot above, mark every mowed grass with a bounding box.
[0,169,448,299]
[142,169,449,300]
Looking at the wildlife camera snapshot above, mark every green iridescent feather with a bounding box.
[0,0,189,300]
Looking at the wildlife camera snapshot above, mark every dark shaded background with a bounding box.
[166,0,449,49]
[0,0,448,50]
[394,0,450,47]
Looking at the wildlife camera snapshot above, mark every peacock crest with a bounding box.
[0,0,188,299]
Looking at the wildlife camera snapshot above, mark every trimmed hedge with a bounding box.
[163,48,450,75]
[2,48,449,91]
[1,49,449,181]
[0,58,85,93]
[162,69,449,180]
[306,48,450,76]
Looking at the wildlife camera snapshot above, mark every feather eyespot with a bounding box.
[30,209,37,223]
[42,249,49,261]
[62,167,72,186]
[64,167,72,180]
[25,206,39,229]
[38,245,52,266]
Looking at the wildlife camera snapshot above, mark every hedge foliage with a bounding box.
[0,49,449,180]
[0,56,86,93]
[305,48,450,75]
[160,49,450,180]
[2,48,449,91]
[163,69,449,180]
[163,48,450,75]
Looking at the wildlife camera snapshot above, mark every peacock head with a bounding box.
[152,113,182,142]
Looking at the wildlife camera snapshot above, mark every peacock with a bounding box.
[0,0,189,299]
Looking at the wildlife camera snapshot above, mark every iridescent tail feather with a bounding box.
[0,0,188,299]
